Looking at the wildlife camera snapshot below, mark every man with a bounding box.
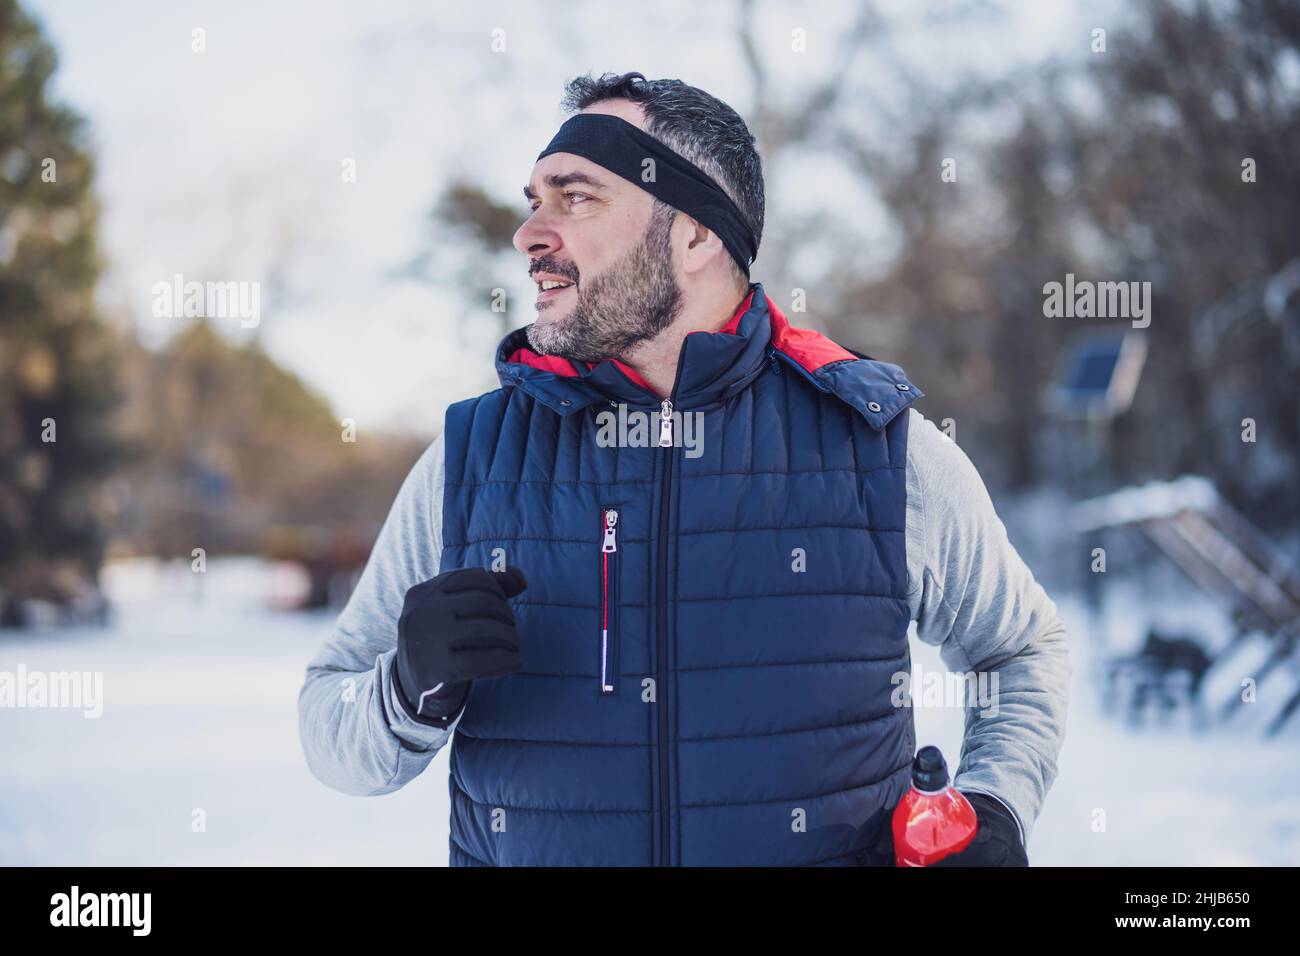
[298,72,1070,867]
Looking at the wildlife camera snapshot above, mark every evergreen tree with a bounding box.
[0,0,122,624]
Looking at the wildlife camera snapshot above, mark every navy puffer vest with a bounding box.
[441,283,923,866]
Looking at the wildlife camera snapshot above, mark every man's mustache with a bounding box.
[529,257,580,284]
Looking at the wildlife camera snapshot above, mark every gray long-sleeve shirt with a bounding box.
[298,406,1071,852]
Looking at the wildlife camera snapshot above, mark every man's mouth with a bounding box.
[535,278,576,302]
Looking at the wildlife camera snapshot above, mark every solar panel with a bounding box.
[1067,341,1124,394]
[1050,329,1147,417]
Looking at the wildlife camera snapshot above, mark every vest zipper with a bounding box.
[651,338,690,865]
[599,508,618,694]
[658,398,674,446]
[655,397,674,865]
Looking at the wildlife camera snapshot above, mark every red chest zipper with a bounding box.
[600,508,619,694]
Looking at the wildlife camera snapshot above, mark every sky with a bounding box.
[24,0,1095,437]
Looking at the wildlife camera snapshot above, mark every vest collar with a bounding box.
[495,281,923,430]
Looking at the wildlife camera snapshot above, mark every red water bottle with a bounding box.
[892,745,978,867]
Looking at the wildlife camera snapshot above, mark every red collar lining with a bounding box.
[504,289,854,386]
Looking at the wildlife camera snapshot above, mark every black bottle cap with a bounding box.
[911,746,950,792]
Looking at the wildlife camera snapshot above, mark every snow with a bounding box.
[1,558,1296,865]
[1071,475,1220,531]
[0,559,452,866]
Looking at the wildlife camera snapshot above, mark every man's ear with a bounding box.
[680,215,725,275]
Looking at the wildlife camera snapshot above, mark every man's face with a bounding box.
[513,102,683,363]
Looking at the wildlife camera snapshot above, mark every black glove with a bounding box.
[929,792,1028,866]
[857,791,1028,867]
[393,566,528,727]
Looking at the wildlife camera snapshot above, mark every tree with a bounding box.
[0,0,123,624]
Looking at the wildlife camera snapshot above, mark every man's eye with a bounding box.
[528,192,588,213]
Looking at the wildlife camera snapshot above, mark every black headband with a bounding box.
[536,113,759,276]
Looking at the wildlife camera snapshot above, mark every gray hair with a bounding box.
[560,71,765,288]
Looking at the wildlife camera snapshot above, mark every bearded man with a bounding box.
[299,71,1070,867]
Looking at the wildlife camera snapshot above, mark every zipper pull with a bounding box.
[768,347,781,375]
[658,399,674,447]
[602,509,618,553]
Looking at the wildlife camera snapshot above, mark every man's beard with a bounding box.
[525,203,683,364]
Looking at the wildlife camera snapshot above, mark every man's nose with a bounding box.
[512,213,561,259]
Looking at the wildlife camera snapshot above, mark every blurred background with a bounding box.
[1,0,1298,865]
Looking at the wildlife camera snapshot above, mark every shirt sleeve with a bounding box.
[297,430,462,796]
[903,408,1073,848]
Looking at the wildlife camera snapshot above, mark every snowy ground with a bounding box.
[1,557,1296,866]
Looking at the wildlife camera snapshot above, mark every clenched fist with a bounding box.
[393,566,529,726]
